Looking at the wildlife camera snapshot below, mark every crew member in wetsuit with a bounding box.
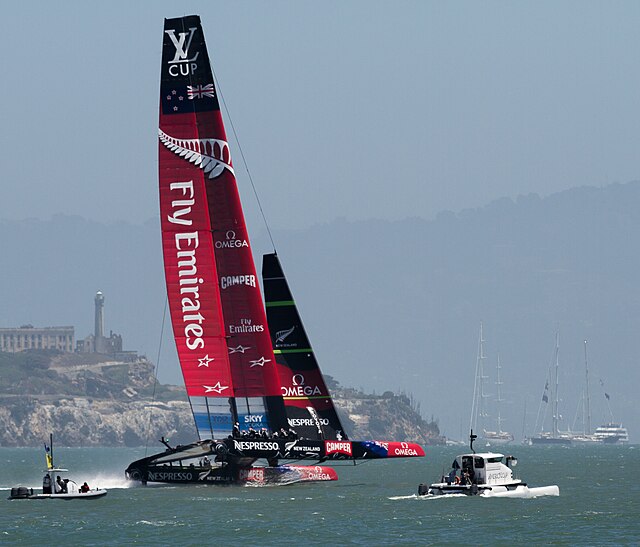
[42,474,52,494]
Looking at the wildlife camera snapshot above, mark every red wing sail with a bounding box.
[159,16,285,440]
[262,253,347,440]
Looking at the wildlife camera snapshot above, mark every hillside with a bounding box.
[0,351,442,447]
[1,181,639,440]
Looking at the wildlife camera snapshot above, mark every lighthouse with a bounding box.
[94,291,106,353]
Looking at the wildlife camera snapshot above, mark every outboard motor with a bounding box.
[9,486,33,499]
[417,483,429,496]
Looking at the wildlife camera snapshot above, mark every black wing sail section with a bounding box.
[262,253,347,440]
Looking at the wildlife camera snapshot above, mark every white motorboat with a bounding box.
[594,423,629,444]
[418,432,559,498]
[8,436,107,500]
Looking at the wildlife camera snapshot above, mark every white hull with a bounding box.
[426,482,559,498]
[9,488,107,500]
[482,436,513,446]
[30,489,107,500]
[482,485,559,498]
[594,423,629,444]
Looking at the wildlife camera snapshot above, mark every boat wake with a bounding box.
[81,474,132,490]
[390,485,559,500]
[481,485,559,498]
[388,493,467,501]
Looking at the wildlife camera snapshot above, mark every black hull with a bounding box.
[127,463,336,486]
[529,437,572,446]
[125,437,423,485]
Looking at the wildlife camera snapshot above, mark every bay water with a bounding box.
[1,444,637,545]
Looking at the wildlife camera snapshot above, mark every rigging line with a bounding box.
[145,294,168,457]
[212,65,277,253]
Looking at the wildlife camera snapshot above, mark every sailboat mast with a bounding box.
[496,353,503,433]
[469,322,486,433]
[584,340,591,435]
[553,332,560,438]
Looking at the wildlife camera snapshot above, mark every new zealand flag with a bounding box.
[161,82,219,115]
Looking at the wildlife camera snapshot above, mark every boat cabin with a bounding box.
[449,452,517,486]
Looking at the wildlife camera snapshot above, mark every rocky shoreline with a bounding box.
[0,352,444,447]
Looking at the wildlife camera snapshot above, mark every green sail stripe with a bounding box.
[265,300,295,307]
[273,348,313,354]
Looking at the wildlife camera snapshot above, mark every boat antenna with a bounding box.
[212,66,277,254]
[469,429,477,454]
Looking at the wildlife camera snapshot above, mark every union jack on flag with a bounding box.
[187,83,215,99]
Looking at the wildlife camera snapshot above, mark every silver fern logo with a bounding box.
[159,128,235,179]
[275,326,295,343]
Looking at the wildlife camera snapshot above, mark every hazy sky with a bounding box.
[3,1,640,231]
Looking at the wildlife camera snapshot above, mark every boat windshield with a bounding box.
[486,456,503,463]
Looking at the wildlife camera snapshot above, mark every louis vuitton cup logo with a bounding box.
[165,27,200,76]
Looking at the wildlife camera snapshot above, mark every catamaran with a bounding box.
[418,431,559,498]
[125,15,424,486]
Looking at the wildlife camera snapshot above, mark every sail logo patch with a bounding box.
[215,230,248,249]
[165,180,207,351]
[203,382,228,394]
[198,355,214,367]
[249,356,271,368]
[282,374,322,397]
[229,318,264,334]
[159,129,234,179]
[187,83,215,99]
[325,441,353,456]
[228,345,251,354]
[165,27,199,76]
[275,326,295,343]
[220,275,256,290]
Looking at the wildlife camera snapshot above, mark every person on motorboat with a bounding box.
[43,474,52,494]
[55,476,67,494]
[80,482,90,493]
[447,469,456,484]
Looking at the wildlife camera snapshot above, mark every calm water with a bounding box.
[1,444,638,545]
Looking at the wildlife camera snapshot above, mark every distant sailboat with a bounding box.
[528,333,572,445]
[483,353,514,445]
[469,323,489,441]
[469,323,513,446]
[571,340,601,444]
